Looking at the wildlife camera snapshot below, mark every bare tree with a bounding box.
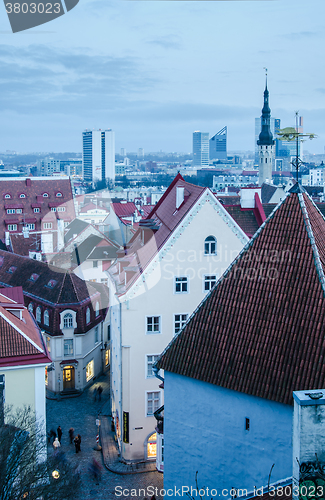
[0,406,81,500]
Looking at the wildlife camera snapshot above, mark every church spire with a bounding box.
[257,69,274,147]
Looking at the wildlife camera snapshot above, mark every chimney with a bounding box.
[176,187,184,209]
[240,187,262,209]
[292,390,325,498]
[26,178,31,187]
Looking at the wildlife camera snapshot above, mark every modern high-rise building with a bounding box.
[82,129,115,183]
[193,131,209,166]
[257,78,275,186]
[209,126,227,160]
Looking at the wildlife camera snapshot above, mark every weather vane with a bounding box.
[277,111,316,183]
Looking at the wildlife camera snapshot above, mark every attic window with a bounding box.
[4,194,11,199]
[56,192,62,197]
[20,193,26,198]
[43,193,49,198]
[29,273,39,283]
[46,279,57,289]
[7,266,17,274]
[0,257,4,268]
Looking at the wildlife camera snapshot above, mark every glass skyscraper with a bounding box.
[193,131,209,166]
[82,129,115,183]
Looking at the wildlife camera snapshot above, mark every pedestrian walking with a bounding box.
[88,458,102,484]
[57,425,62,443]
[97,385,103,401]
[74,434,81,453]
[49,429,56,444]
[53,437,60,452]
[94,387,97,402]
[68,427,74,444]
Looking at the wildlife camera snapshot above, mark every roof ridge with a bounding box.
[69,272,82,302]
[0,309,43,353]
[298,192,325,297]
[57,271,68,303]
[146,173,184,220]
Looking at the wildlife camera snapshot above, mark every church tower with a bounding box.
[257,74,275,186]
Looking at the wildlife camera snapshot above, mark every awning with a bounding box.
[60,359,79,367]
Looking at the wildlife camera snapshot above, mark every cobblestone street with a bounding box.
[46,372,164,500]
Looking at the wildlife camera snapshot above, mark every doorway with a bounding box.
[63,365,75,390]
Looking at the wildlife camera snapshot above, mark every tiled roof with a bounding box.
[223,206,260,237]
[0,249,98,306]
[0,177,75,238]
[0,287,51,367]
[80,202,108,214]
[157,187,325,405]
[217,196,240,205]
[111,202,139,218]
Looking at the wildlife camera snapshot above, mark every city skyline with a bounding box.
[0,0,324,154]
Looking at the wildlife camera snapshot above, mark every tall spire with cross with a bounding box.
[257,69,275,186]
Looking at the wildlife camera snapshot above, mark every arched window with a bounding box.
[36,306,41,323]
[86,307,90,324]
[56,192,62,197]
[4,194,11,199]
[95,302,99,317]
[204,236,217,255]
[44,310,49,326]
[63,313,73,329]
[20,193,26,198]
[28,303,33,314]
[43,193,49,197]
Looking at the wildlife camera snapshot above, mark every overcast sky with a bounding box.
[0,0,324,154]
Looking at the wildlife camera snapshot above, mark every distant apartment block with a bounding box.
[309,167,325,186]
[193,131,209,166]
[37,159,82,177]
[82,129,115,183]
[209,126,227,160]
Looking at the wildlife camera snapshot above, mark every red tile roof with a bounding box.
[0,177,75,239]
[111,202,139,218]
[157,186,325,405]
[0,287,51,367]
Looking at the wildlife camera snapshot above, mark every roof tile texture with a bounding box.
[157,191,325,405]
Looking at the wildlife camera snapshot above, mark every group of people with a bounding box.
[49,425,82,454]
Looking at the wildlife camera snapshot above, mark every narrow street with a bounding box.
[46,372,164,500]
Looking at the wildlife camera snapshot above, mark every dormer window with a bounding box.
[4,194,11,199]
[44,310,49,326]
[45,279,57,289]
[0,257,4,268]
[63,313,73,328]
[29,273,39,283]
[56,192,62,197]
[43,193,49,198]
[7,266,17,274]
[19,193,26,198]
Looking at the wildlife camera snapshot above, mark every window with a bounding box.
[51,207,57,212]
[95,302,99,317]
[64,339,73,356]
[36,306,41,323]
[204,275,217,292]
[7,225,17,231]
[63,313,73,328]
[43,193,49,197]
[105,349,110,366]
[64,221,69,227]
[56,192,62,197]
[174,276,188,294]
[146,316,161,334]
[19,193,26,198]
[86,359,94,382]
[86,307,90,324]
[147,355,159,377]
[46,336,51,352]
[43,223,52,229]
[16,209,22,214]
[7,209,15,214]
[146,391,160,416]
[28,303,33,314]
[46,279,57,288]
[7,266,16,274]
[93,260,98,268]
[29,273,39,282]
[95,326,99,343]
[57,206,65,212]
[25,224,35,230]
[204,236,217,255]
[4,194,11,199]
[44,310,49,326]
[34,208,40,213]
[174,314,188,334]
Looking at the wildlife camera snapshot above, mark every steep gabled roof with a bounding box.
[0,287,51,367]
[0,250,98,305]
[157,188,325,405]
